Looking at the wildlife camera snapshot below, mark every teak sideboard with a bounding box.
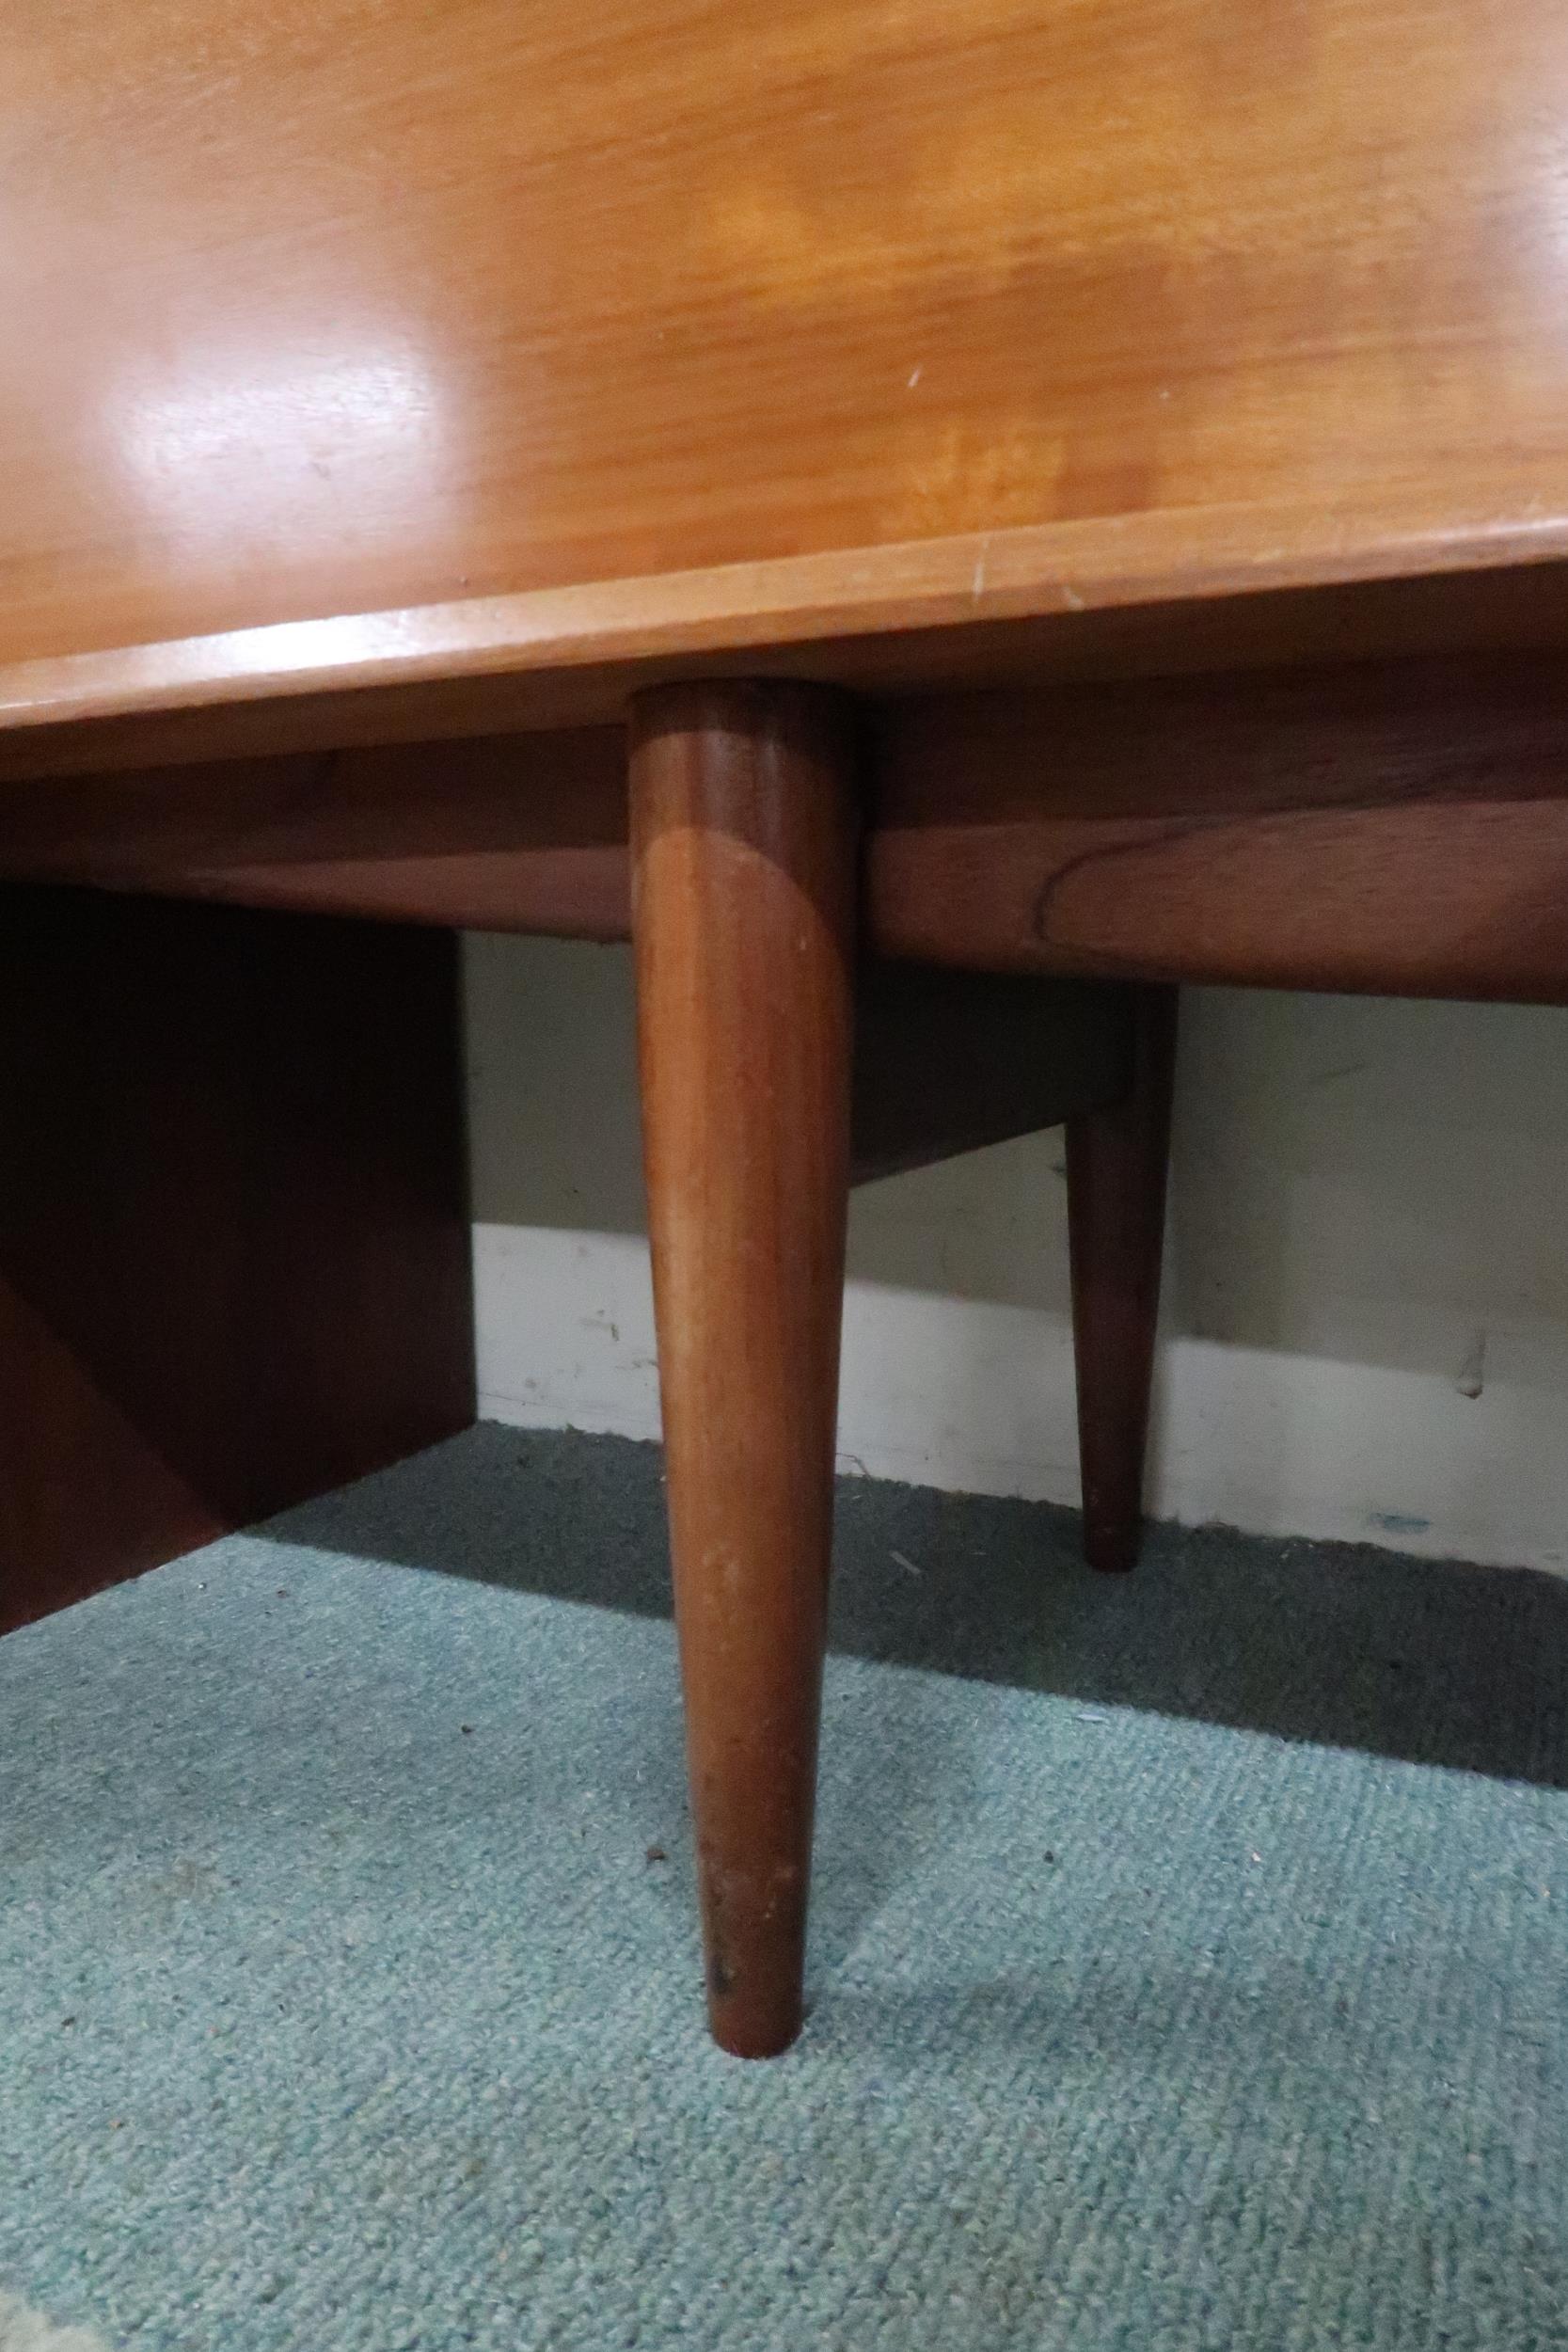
[5,0,1568,2053]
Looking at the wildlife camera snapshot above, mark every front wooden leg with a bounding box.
[1065,984,1179,1573]
[630,681,857,2058]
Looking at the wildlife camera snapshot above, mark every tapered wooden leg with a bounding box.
[1065,984,1179,1573]
[630,681,857,2058]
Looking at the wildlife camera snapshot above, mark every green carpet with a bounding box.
[3,1425,1566,2349]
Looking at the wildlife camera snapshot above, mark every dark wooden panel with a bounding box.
[0,888,475,1632]
[850,965,1132,1184]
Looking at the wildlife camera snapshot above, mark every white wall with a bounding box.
[466,934,1568,1572]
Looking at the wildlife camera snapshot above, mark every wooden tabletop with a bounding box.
[6,0,1568,768]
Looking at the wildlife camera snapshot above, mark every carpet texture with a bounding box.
[3,1424,1566,2350]
[0,2292,108,2352]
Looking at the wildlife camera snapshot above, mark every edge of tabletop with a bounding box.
[2,489,1567,770]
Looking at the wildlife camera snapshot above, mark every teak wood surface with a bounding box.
[4,0,1568,770]
[5,650,1568,999]
[631,682,858,2057]
[5,0,1566,2055]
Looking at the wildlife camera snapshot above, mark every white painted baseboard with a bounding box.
[468,936,1568,1575]
[475,1224,1568,1572]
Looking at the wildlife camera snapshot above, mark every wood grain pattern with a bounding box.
[4,0,1568,761]
[0,732,631,936]
[631,681,857,2057]
[869,654,1568,1000]
[2,511,1567,783]
[0,888,474,1632]
[1066,987,1178,1573]
[15,646,1568,1002]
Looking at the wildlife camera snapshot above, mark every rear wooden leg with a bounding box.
[630,681,857,2058]
[1066,984,1179,1573]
